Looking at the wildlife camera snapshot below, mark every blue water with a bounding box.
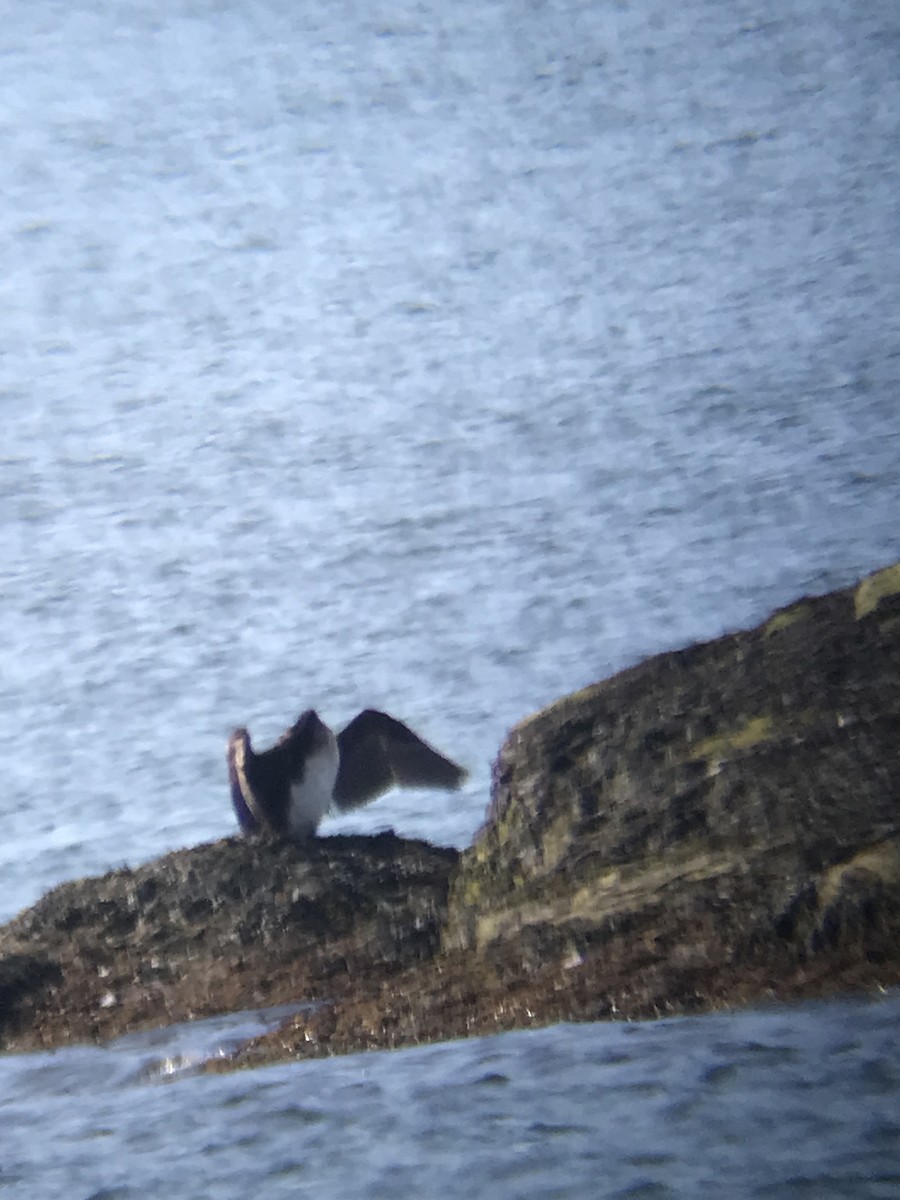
[1,0,899,1194]
[1,992,898,1199]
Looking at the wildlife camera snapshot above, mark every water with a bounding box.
[1,0,899,1193]
[1,992,898,1199]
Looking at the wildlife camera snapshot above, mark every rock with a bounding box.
[0,832,457,1053]
[2,562,899,1066]
[442,561,900,1010]
[0,954,62,1024]
[222,560,900,1068]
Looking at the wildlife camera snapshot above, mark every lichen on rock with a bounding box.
[444,562,900,1008]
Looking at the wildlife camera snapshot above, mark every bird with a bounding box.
[227,708,467,839]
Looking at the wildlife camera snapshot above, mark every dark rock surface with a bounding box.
[1,561,899,1067]
[443,560,900,996]
[0,832,457,1053]
[234,561,899,1069]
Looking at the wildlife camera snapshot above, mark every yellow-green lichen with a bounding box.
[691,714,775,763]
[460,877,482,906]
[817,836,900,909]
[854,562,900,619]
[470,846,749,950]
[472,838,491,866]
[764,602,813,637]
[538,810,579,876]
[491,803,523,854]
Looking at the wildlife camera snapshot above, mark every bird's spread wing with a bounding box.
[333,709,467,811]
[228,734,255,834]
[228,731,273,834]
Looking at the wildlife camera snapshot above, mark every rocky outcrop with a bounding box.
[226,561,900,1069]
[0,833,457,1053]
[443,560,900,997]
[448,561,900,955]
[1,562,899,1066]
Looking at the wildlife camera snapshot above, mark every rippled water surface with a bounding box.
[1,0,899,1194]
[2,992,899,1199]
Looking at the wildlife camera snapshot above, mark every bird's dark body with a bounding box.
[227,708,466,839]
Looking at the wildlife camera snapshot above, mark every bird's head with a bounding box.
[228,727,251,762]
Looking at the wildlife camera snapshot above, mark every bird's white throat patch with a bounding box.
[288,731,339,836]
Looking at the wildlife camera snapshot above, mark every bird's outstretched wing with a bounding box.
[333,709,467,811]
[228,730,262,834]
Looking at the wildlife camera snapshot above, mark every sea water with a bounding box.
[1,991,898,1199]
[0,0,898,1194]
